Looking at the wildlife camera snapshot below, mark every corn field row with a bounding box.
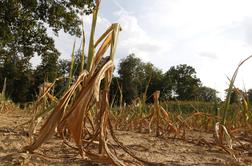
[0,0,251,165]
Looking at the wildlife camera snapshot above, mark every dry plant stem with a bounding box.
[29,82,57,140]
[98,90,108,155]
[147,91,177,137]
[108,119,156,166]
[62,61,114,146]
[100,91,126,166]
[116,78,123,112]
[2,77,6,96]
[154,93,160,136]
[24,72,89,152]
[22,0,148,164]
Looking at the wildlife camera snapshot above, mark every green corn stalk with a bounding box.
[80,22,85,74]
[67,40,76,88]
[222,55,252,125]
[87,0,100,71]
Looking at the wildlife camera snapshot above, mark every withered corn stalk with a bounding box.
[28,81,60,143]
[147,91,178,137]
[23,1,150,165]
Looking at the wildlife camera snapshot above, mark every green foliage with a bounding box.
[1,0,95,46]
[163,64,201,100]
[0,0,95,103]
[162,101,215,114]
[35,52,59,83]
[197,86,219,102]
[0,54,35,103]
[115,54,217,104]
[118,54,144,103]
[0,0,95,62]
[118,54,163,104]
[142,63,163,101]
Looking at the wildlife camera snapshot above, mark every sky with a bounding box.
[31,0,252,99]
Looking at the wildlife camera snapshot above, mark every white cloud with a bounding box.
[135,0,252,98]
[141,0,252,30]
[243,17,252,45]
[198,52,218,60]
[113,9,172,63]
[47,0,252,99]
[112,1,252,98]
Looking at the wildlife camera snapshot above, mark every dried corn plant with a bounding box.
[23,1,152,165]
[28,81,58,141]
[113,91,179,136]
[146,91,178,137]
[183,112,220,132]
[17,80,60,138]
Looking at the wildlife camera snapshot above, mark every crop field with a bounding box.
[0,98,251,165]
[1,0,252,165]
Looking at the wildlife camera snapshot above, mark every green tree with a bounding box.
[118,54,144,103]
[117,54,164,104]
[196,86,218,102]
[141,63,163,102]
[163,64,201,100]
[0,0,95,103]
[35,51,59,84]
[1,0,95,53]
[0,54,35,103]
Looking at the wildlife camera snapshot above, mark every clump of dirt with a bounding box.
[0,111,251,165]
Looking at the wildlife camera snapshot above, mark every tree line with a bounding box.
[1,0,252,106]
[111,54,218,104]
[2,49,252,105]
[112,54,252,105]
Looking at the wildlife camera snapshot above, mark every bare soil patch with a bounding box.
[0,111,251,166]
